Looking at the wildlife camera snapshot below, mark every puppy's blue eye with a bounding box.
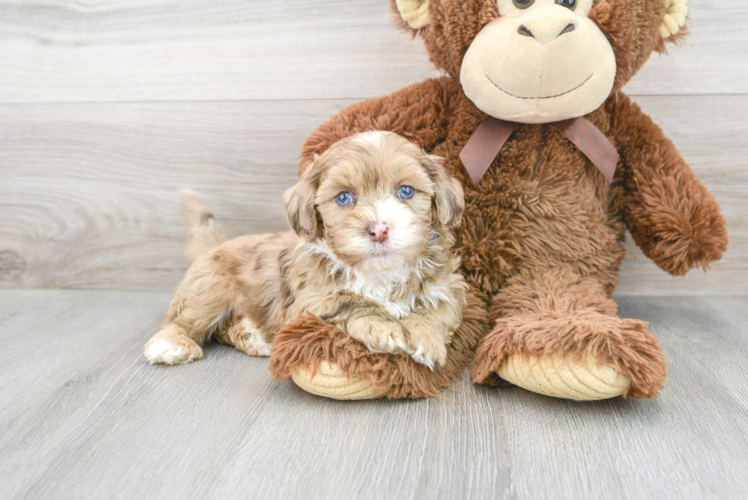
[336,192,353,206]
[398,186,414,200]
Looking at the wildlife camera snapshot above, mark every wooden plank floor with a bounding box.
[2,289,747,500]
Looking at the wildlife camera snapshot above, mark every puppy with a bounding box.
[144,132,467,369]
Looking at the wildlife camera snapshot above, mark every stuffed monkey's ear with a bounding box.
[282,168,321,241]
[392,0,430,30]
[422,154,464,229]
[659,0,688,40]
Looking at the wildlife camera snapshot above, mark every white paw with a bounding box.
[347,317,409,356]
[145,339,196,365]
[375,332,409,354]
[241,319,272,357]
[409,342,448,371]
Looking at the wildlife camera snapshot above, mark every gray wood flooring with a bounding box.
[1,289,747,500]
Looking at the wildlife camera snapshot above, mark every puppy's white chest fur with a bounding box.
[342,271,416,319]
[305,240,443,319]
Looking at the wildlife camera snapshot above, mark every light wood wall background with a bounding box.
[0,0,746,294]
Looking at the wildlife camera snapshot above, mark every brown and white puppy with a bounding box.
[144,132,466,369]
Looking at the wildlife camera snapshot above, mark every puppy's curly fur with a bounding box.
[144,132,467,370]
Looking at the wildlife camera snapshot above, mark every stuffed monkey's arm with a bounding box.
[298,77,459,174]
[609,92,728,276]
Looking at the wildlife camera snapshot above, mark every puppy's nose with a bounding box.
[368,222,389,243]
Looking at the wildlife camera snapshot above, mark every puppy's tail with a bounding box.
[181,191,227,265]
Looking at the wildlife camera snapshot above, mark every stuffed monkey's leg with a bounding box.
[144,262,236,365]
[471,269,666,399]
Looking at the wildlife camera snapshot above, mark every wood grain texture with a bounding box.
[0,99,334,289]
[0,0,745,104]
[1,290,747,499]
[1,95,745,293]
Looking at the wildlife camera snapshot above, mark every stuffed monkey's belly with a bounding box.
[452,147,625,296]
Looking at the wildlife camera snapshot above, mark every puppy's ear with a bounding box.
[421,154,464,229]
[282,166,322,241]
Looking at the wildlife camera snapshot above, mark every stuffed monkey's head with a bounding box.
[393,0,688,124]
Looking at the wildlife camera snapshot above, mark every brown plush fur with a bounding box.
[145,133,471,372]
[270,289,488,399]
[295,0,728,398]
[471,268,666,398]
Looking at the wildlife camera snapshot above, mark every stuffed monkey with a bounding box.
[271,0,727,400]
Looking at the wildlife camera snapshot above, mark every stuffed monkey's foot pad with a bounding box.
[497,354,631,401]
[291,361,388,400]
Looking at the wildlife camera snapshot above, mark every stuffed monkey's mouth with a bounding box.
[485,73,594,100]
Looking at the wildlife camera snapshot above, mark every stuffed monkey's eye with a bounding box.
[397,186,414,200]
[336,192,353,206]
[513,0,535,9]
[555,0,576,9]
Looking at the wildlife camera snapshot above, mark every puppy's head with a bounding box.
[282,132,464,272]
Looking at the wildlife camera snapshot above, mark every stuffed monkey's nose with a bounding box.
[368,222,389,243]
[518,4,577,44]
[518,22,575,42]
[518,25,535,38]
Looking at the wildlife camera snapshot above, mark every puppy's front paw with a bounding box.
[410,338,448,371]
[144,327,203,365]
[347,317,409,355]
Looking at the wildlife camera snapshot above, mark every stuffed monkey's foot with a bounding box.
[472,310,666,400]
[471,267,669,401]
[270,290,489,400]
[496,354,631,400]
[145,325,204,365]
[291,361,388,400]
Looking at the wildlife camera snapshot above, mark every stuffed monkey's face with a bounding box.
[393,0,687,125]
[460,0,616,124]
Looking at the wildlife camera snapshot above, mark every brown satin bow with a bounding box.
[459,117,620,186]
